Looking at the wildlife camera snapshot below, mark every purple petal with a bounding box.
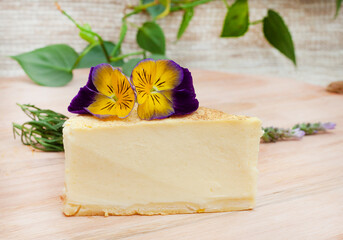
[321,122,336,130]
[291,128,305,139]
[172,67,199,115]
[68,86,98,114]
[166,59,184,88]
[85,66,97,92]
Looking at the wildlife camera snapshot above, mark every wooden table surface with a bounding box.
[1,69,342,239]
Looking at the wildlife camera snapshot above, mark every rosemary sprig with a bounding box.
[12,104,68,152]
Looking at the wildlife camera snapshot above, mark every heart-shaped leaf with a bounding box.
[137,22,166,54]
[76,41,123,69]
[263,9,296,65]
[11,44,78,87]
[221,0,249,37]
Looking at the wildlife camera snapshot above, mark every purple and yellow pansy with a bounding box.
[68,63,136,118]
[131,59,198,120]
[68,59,199,120]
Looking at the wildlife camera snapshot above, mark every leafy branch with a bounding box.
[11,0,340,87]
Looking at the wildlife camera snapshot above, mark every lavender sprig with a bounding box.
[262,122,336,143]
[261,127,305,143]
[292,122,336,135]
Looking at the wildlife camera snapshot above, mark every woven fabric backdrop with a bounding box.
[1,0,342,86]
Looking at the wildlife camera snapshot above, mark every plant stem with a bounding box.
[127,21,140,29]
[124,9,141,19]
[172,0,196,3]
[98,38,111,63]
[124,1,158,19]
[221,0,229,9]
[134,1,158,11]
[110,51,145,62]
[111,21,128,57]
[72,43,98,69]
[56,2,111,63]
[171,0,213,11]
[250,19,263,25]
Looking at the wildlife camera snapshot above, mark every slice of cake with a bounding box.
[62,107,262,216]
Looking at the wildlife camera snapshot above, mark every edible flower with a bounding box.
[131,59,199,120]
[68,63,135,118]
[261,127,306,143]
[292,122,336,135]
[262,122,336,143]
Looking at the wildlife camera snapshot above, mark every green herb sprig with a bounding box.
[13,104,68,152]
[11,0,312,87]
[262,122,336,143]
[12,104,336,151]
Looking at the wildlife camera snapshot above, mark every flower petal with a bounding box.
[172,67,199,115]
[321,122,336,130]
[86,94,133,118]
[114,74,136,118]
[68,86,97,114]
[91,63,124,97]
[291,128,305,139]
[131,59,156,104]
[154,60,183,91]
[85,66,97,92]
[137,92,174,120]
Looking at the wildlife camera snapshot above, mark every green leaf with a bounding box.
[336,0,342,17]
[122,58,142,76]
[220,0,249,37]
[76,41,124,69]
[148,54,169,60]
[177,7,194,40]
[263,9,296,65]
[142,0,165,19]
[137,22,166,54]
[11,44,78,87]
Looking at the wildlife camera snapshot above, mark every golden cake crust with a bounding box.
[63,197,254,216]
[64,107,254,129]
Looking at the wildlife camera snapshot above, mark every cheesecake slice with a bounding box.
[62,107,262,216]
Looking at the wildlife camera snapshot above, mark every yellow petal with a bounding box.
[153,60,182,91]
[87,94,117,116]
[114,74,136,118]
[88,92,135,118]
[131,60,156,104]
[92,64,126,98]
[137,92,174,120]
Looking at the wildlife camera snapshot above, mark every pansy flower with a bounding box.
[68,63,135,118]
[131,59,199,120]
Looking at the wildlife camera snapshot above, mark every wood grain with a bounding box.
[1,70,343,239]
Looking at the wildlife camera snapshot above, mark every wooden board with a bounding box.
[1,69,342,239]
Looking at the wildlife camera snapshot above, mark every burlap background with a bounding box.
[1,0,342,85]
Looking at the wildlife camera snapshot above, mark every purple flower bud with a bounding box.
[291,128,305,139]
[321,122,336,130]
